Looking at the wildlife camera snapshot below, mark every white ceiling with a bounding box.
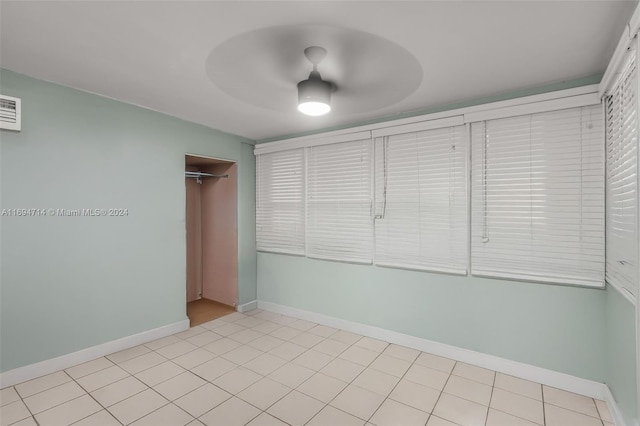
[0,1,635,141]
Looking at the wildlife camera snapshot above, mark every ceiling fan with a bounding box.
[297,46,335,116]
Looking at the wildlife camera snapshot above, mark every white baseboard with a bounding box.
[0,318,189,389]
[258,301,607,401]
[604,384,629,426]
[237,300,258,313]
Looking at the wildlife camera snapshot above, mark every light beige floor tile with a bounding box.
[222,345,264,365]
[443,374,492,406]
[107,345,151,364]
[313,338,350,357]
[389,379,441,413]
[185,331,222,348]
[65,357,114,379]
[486,408,539,426]
[267,390,325,426]
[119,351,167,374]
[219,312,247,322]
[308,405,365,426]
[297,373,348,403]
[202,338,242,355]
[370,398,430,426]
[0,387,20,406]
[237,377,291,410]
[72,409,121,425]
[144,335,182,351]
[544,403,603,426]
[369,354,412,378]
[289,332,324,348]
[354,337,388,353]
[228,329,264,344]
[426,415,459,426]
[270,326,302,341]
[1,400,31,426]
[308,325,338,338]
[270,315,297,326]
[339,345,379,366]
[404,364,450,391]
[35,395,102,426]
[245,412,289,426]
[130,403,193,426]
[175,326,207,340]
[543,386,600,418]
[107,389,168,425]
[415,353,456,373]
[76,365,129,392]
[248,335,286,352]
[172,348,216,370]
[293,349,334,371]
[156,341,199,359]
[24,381,86,414]
[321,358,365,383]
[331,385,386,420]
[234,316,265,329]
[244,353,287,375]
[213,367,263,394]
[9,417,38,426]
[190,356,237,381]
[15,371,71,398]
[452,362,495,386]
[494,373,541,401]
[174,383,231,418]
[289,319,317,331]
[91,376,148,407]
[252,321,283,335]
[382,344,420,362]
[433,393,488,426]
[186,420,205,426]
[153,372,206,401]
[490,388,543,425]
[213,323,247,337]
[134,361,186,387]
[269,363,315,388]
[199,397,261,426]
[330,330,363,345]
[595,399,613,423]
[269,342,307,361]
[352,368,399,397]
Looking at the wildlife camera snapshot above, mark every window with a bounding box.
[373,125,468,273]
[606,48,638,300]
[256,149,305,255]
[306,137,373,263]
[470,105,605,286]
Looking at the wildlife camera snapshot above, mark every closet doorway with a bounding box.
[185,154,237,326]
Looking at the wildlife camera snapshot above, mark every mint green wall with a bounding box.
[0,70,256,372]
[605,286,638,425]
[257,253,606,381]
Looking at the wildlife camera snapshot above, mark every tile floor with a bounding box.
[0,309,614,426]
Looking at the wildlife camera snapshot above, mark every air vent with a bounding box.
[0,95,21,131]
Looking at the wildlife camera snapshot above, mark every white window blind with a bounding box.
[307,137,373,263]
[256,149,305,255]
[470,105,605,286]
[373,125,468,273]
[606,48,638,300]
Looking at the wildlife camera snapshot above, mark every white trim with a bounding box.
[256,85,599,154]
[371,116,464,138]
[463,93,601,123]
[604,384,628,426]
[255,130,371,155]
[0,319,189,389]
[257,300,607,400]
[237,300,258,313]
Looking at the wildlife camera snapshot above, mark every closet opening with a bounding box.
[185,154,238,326]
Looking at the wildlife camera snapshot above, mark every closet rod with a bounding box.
[185,171,229,179]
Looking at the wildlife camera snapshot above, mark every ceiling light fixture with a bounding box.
[297,46,333,116]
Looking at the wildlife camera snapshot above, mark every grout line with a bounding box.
[483,368,497,426]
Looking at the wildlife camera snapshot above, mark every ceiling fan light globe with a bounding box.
[298,101,331,116]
